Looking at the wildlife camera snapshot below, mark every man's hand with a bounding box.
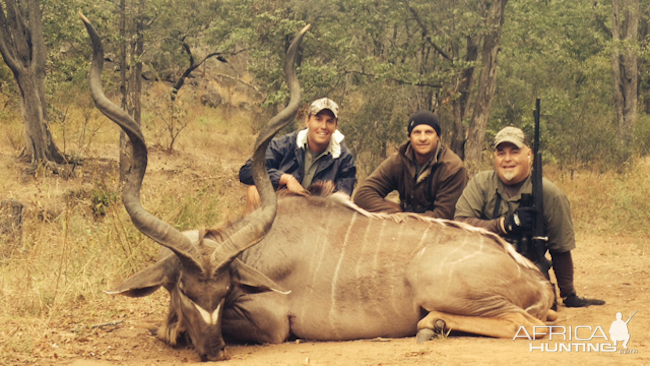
[281,174,309,196]
[502,207,536,235]
[564,293,606,307]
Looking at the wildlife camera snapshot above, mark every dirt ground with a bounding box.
[3,232,646,366]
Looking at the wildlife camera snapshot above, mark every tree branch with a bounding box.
[4,0,30,63]
[0,1,21,73]
[0,4,15,69]
[342,69,442,88]
[406,2,453,61]
[171,43,242,98]
[212,73,263,97]
[595,13,612,38]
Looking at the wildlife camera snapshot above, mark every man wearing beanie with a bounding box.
[353,110,467,219]
[454,126,605,308]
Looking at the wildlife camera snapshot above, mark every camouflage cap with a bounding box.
[494,126,526,148]
[308,98,339,119]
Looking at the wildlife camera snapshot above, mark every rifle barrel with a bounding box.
[626,310,638,324]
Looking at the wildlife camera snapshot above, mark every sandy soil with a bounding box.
[3,231,645,366]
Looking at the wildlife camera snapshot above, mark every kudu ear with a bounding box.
[230,258,291,295]
[106,254,179,298]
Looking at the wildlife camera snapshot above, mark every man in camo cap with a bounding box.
[455,126,605,308]
[239,98,356,212]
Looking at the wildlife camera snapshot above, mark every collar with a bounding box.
[296,128,345,158]
[496,174,532,200]
[402,142,441,184]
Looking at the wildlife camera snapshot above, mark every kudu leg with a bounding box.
[546,309,558,321]
[416,310,547,341]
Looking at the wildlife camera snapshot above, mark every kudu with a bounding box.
[81,15,556,363]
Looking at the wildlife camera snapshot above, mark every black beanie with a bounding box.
[407,110,441,137]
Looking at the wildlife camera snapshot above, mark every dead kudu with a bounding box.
[82,15,556,363]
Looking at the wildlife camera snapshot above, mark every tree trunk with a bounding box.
[0,0,65,170]
[119,0,144,181]
[450,35,480,159]
[464,0,508,173]
[130,0,144,127]
[119,0,129,181]
[611,0,639,156]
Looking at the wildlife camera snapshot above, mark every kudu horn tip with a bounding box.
[78,12,91,25]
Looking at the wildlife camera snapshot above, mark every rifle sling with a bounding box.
[492,189,502,219]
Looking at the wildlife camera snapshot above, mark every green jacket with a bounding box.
[353,141,467,219]
[454,171,576,253]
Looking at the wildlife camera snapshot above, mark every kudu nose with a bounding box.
[200,348,229,362]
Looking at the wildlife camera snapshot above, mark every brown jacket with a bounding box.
[353,142,468,219]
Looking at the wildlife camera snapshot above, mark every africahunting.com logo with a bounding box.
[513,311,638,354]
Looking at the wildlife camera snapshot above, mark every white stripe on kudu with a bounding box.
[194,302,222,325]
[329,212,357,335]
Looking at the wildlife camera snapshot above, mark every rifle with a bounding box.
[626,310,638,324]
[521,99,552,278]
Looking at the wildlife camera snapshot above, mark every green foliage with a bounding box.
[344,83,412,176]
[145,0,258,78]
[4,0,650,171]
[42,0,110,90]
[491,0,632,171]
[0,60,15,95]
[242,0,498,164]
[90,182,118,217]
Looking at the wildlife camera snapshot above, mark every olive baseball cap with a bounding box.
[494,126,526,148]
[308,98,339,119]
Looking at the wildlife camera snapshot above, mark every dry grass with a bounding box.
[0,87,253,363]
[0,86,648,364]
[545,161,650,246]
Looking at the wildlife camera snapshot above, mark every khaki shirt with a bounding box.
[454,171,575,253]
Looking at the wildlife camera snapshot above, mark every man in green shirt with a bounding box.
[455,126,604,308]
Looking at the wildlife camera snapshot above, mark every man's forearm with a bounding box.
[455,216,503,234]
[551,250,576,298]
[354,188,401,213]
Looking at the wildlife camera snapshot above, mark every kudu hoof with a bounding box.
[416,329,435,343]
[433,319,447,335]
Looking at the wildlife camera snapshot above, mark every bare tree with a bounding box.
[163,39,228,152]
[0,0,66,171]
[611,0,639,155]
